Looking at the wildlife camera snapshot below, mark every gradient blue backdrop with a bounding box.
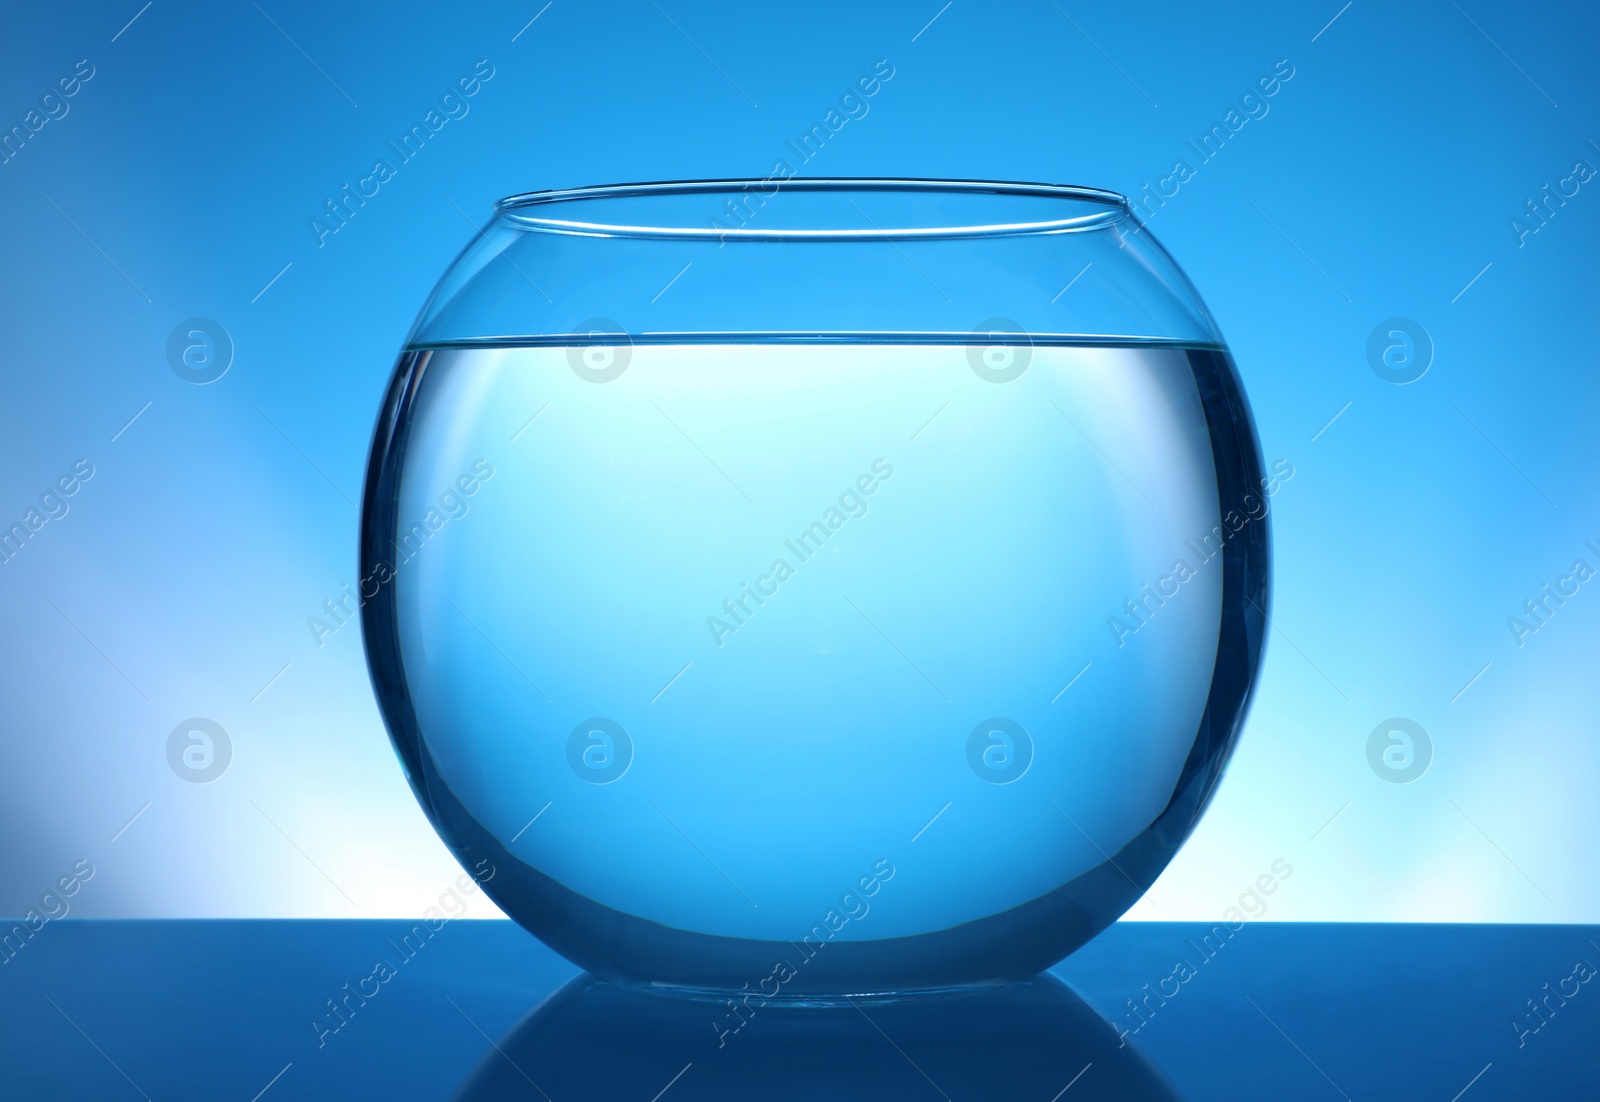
[1,0,1596,925]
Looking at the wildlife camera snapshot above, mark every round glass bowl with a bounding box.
[360,179,1269,995]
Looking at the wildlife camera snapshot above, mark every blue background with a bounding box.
[1,0,1596,926]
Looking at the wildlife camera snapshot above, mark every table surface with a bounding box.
[0,920,1594,1100]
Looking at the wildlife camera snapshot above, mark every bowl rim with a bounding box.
[492,178,1133,241]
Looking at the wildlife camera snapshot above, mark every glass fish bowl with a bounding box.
[360,179,1270,996]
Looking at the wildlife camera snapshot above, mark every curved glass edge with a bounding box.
[358,347,1268,994]
[403,191,1224,351]
[494,177,1131,240]
[497,217,1129,241]
[406,333,1230,350]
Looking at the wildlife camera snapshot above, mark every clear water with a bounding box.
[361,340,1268,994]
